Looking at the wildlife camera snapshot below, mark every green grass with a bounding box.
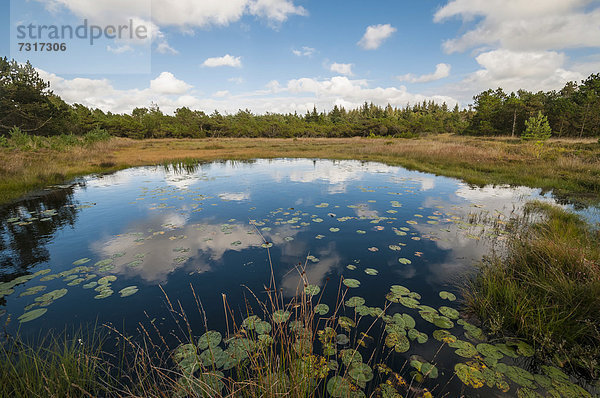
[464,202,600,378]
[0,328,109,397]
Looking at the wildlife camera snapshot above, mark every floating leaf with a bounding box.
[19,285,47,297]
[98,275,117,285]
[439,291,456,301]
[314,304,329,315]
[340,349,362,366]
[449,340,478,358]
[455,363,485,388]
[364,268,378,275]
[398,258,412,265]
[439,306,459,320]
[198,331,222,350]
[255,321,272,335]
[94,289,113,299]
[304,285,321,296]
[433,316,454,329]
[329,228,340,233]
[343,279,360,288]
[119,286,139,297]
[336,334,350,345]
[72,258,91,266]
[327,376,357,398]
[18,308,47,323]
[272,310,291,324]
[338,316,356,332]
[94,259,114,268]
[348,362,373,386]
[345,297,366,308]
[477,343,504,360]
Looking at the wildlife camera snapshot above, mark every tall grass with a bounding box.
[464,202,600,378]
[0,327,109,397]
[0,127,111,152]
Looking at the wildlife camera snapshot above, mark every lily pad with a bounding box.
[18,308,47,323]
[314,304,329,315]
[433,315,454,329]
[272,310,291,324]
[345,296,366,308]
[119,286,139,297]
[198,331,222,350]
[439,306,459,320]
[364,268,378,275]
[98,275,117,285]
[304,285,321,296]
[398,258,412,265]
[343,279,361,288]
[348,362,373,386]
[439,291,457,301]
[455,363,485,388]
[72,258,91,266]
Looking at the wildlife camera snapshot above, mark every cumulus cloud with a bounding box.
[329,63,353,76]
[434,0,600,53]
[150,72,192,95]
[38,0,306,28]
[357,24,396,50]
[292,46,316,57]
[106,44,133,54]
[38,69,460,116]
[202,54,242,68]
[397,63,451,83]
[440,49,590,103]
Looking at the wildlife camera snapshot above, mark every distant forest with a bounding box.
[1,57,599,139]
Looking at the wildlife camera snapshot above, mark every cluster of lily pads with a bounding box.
[163,272,594,398]
[0,254,141,323]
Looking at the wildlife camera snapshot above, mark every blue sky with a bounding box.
[2,0,599,114]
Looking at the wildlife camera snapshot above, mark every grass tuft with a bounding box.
[464,201,600,378]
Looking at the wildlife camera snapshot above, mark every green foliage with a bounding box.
[521,111,552,141]
[0,330,108,397]
[465,202,600,378]
[1,57,599,139]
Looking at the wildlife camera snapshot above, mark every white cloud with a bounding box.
[247,0,307,23]
[357,24,396,50]
[156,41,178,54]
[202,54,242,68]
[397,63,451,83]
[228,77,244,84]
[106,44,133,54]
[38,0,306,28]
[150,72,192,95]
[38,69,460,115]
[213,90,230,97]
[330,63,353,76]
[292,46,316,57]
[441,49,589,103]
[434,0,600,53]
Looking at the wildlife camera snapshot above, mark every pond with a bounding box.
[0,159,594,397]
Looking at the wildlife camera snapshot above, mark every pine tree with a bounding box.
[521,111,552,141]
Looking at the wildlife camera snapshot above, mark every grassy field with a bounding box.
[1,135,599,206]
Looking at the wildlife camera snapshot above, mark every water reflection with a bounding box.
[0,186,81,277]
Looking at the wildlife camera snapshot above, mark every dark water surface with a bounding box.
[0,159,595,397]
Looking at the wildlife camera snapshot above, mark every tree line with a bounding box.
[1,57,598,139]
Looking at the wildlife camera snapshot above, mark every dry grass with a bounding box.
[1,135,599,206]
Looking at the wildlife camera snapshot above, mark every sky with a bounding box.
[1,0,599,115]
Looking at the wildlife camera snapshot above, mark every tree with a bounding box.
[0,57,68,135]
[522,111,552,141]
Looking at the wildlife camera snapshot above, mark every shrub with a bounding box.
[521,111,552,141]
